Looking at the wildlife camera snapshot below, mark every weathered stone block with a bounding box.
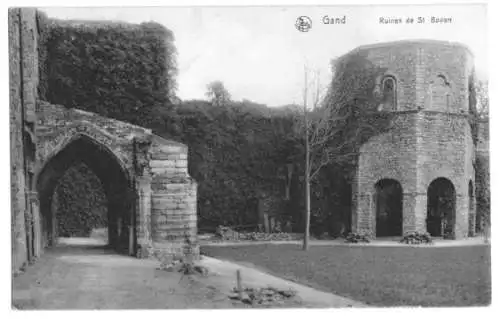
[175,159,188,168]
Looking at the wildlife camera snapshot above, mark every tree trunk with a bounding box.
[303,114,311,250]
[302,65,310,251]
[303,174,311,250]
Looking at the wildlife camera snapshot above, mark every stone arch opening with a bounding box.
[382,75,397,111]
[426,177,456,238]
[36,134,135,254]
[431,74,452,111]
[374,179,403,237]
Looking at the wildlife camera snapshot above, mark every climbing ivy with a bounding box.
[38,13,177,126]
[54,163,108,237]
[475,155,490,229]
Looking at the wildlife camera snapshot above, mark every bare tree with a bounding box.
[297,61,393,250]
[296,66,354,250]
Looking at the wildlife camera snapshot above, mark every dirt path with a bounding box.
[12,241,243,310]
[12,238,366,309]
[199,256,365,308]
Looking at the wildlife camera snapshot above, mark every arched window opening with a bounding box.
[431,74,452,111]
[382,76,397,111]
[437,74,450,87]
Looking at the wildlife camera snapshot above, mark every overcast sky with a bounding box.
[42,4,488,106]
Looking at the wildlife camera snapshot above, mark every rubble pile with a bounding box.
[157,259,209,276]
[215,226,297,242]
[229,287,297,306]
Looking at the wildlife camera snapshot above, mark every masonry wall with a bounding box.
[349,40,476,238]
[415,42,473,114]
[355,112,419,234]
[149,136,199,260]
[416,113,474,238]
[11,8,199,270]
[341,43,418,111]
[10,8,43,272]
[414,43,475,238]
[10,8,28,272]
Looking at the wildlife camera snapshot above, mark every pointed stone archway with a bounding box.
[31,102,198,260]
[36,133,135,253]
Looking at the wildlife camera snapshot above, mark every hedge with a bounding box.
[37,12,177,126]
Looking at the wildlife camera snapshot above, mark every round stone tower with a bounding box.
[339,40,476,239]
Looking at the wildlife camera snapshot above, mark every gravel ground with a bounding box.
[12,242,242,310]
[12,239,310,310]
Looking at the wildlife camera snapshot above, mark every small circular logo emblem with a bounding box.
[295,16,312,32]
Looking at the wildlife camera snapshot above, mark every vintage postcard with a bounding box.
[9,3,490,310]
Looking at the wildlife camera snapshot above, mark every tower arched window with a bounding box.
[431,74,452,111]
[382,76,397,111]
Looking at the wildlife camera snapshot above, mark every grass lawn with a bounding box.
[201,244,491,307]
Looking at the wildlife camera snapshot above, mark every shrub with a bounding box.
[344,232,371,243]
[215,225,242,241]
[243,232,294,241]
[400,231,433,245]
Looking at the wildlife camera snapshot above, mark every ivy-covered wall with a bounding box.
[53,163,108,237]
[37,12,177,126]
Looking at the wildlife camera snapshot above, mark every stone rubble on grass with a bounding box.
[214,225,298,242]
[157,258,209,276]
[229,286,297,306]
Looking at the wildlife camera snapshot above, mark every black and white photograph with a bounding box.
[7,1,493,311]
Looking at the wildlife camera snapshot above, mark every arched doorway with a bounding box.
[374,179,403,237]
[426,178,456,238]
[36,135,135,254]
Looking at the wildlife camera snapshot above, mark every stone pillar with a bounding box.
[150,176,198,260]
[135,175,153,258]
[51,203,57,246]
[468,191,476,237]
[49,191,58,247]
[28,191,42,257]
[454,194,469,239]
[402,193,427,234]
[354,193,373,236]
[414,193,427,233]
[148,138,199,261]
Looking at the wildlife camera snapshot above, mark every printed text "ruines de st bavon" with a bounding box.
[379,16,453,24]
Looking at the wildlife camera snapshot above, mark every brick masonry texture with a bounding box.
[343,40,479,239]
[10,9,199,272]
